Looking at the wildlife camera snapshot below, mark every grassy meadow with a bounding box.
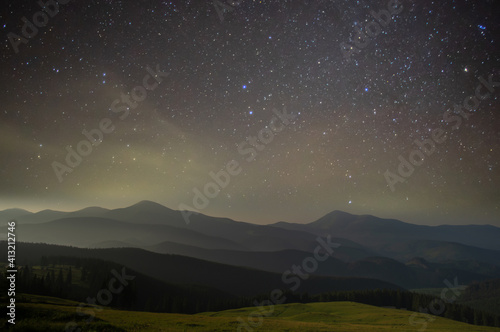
[3,294,500,331]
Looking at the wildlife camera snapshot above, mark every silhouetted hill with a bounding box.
[16,217,246,250]
[3,242,404,297]
[70,206,110,216]
[6,202,499,253]
[378,239,500,266]
[4,201,500,286]
[5,201,329,252]
[0,249,236,314]
[272,211,500,252]
[103,200,179,224]
[0,208,31,221]
[0,209,68,224]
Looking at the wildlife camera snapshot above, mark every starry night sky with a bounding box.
[1,0,499,226]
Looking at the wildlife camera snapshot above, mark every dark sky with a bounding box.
[1,0,499,226]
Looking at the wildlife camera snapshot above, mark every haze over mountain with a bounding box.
[272,210,500,251]
[2,1,499,330]
[5,242,403,297]
[3,200,499,249]
[3,200,500,291]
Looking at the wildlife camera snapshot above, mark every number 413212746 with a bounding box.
[8,221,16,268]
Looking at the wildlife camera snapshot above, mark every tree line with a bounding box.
[3,255,500,328]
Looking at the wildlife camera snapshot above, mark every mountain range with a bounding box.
[2,200,500,291]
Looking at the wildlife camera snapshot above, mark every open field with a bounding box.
[3,294,500,331]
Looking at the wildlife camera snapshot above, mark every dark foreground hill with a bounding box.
[143,241,500,289]
[3,294,500,332]
[2,242,403,297]
[458,278,500,316]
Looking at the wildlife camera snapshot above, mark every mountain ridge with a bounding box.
[3,200,500,254]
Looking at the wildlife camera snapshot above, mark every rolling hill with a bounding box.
[3,201,500,290]
[15,217,247,250]
[272,210,500,252]
[5,242,404,297]
[4,294,500,332]
[143,241,500,289]
[5,201,500,255]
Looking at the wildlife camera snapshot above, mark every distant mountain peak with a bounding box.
[82,206,105,210]
[130,200,172,211]
[310,210,358,227]
[101,200,182,225]
[0,208,32,221]
[73,206,109,213]
[2,208,31,213]
[0,208,31,216]
[324,210,354,218]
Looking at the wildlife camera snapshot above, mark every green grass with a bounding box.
[2,294,500,331]
[17,293,81,306]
